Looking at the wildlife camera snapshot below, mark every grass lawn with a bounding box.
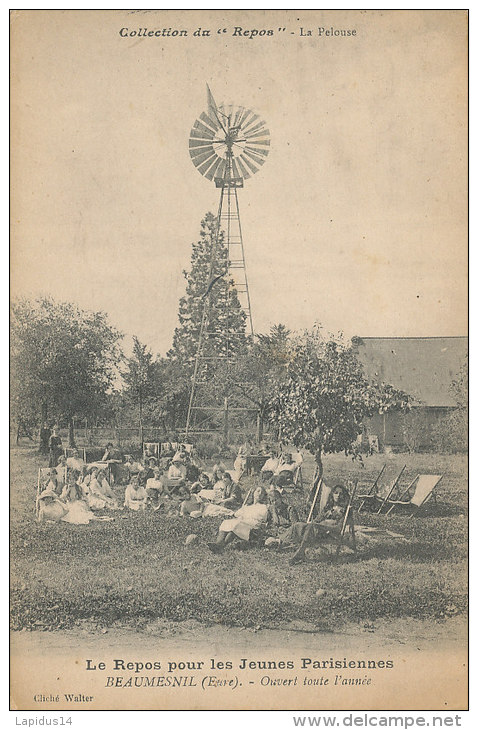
[10,445,467,632]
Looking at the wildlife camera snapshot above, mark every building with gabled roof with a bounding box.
[353,336,467,450]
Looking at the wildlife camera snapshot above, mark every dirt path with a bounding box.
[12,614,467,654]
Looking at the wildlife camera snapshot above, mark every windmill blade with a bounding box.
[193,150,217,171]
[189,144,215,159]
[191,120,216,139]
[239,153,259,175]
[232,106,245,128]
[190,130,215,143]
[189,138,215,149]
[244,120,267,137]
[214,159,227,180]
[230,158,241,179]
[244,143,269,156]
[245,130,270,142]
[204,155,223,181]
[197,153,220,176]
[241,113,260,134]
[190,147,216,167]
[199,111,219,132]
[243,148,266,166]
[236,107,254,131]
[235,156,251,180]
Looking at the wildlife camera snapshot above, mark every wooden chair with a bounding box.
[356,464,386,512]
[294,481,358,562]
[64,446,87,461]
[335,482,358,558]
[36,466,67,516]
[384,474,443,516]
[356,465,407,514]
[143,442,160,461]
[293,464,304,489]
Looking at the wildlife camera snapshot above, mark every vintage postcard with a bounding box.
[10,9,468,712]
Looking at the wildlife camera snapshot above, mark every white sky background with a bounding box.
[11,9,468,356]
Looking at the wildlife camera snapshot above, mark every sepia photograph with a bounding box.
[10,9,468,712]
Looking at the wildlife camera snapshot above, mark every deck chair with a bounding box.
[64,446,87,461]
[356,464,386,512]
[335,482,358,559]
[84,446,105,463]
[361,466,406,513]
[294,481,358,561]
[306,478,331,522]
[357,465,406,513]
[293,465,304,489]
[179,442,193,454]
[143,442,160,460]
[384,474,443,516]
[36,466,67,516]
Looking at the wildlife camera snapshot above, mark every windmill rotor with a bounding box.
[189,103,270,183]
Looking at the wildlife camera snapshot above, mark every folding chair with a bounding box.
[306,478,331,522]
[357,465,406,514]
[296,481,357,561]
[356,464,387,513]
[64,447,87,461]
[335,482,358,559]
[375,465,407,514]
[293,464,304,489]
[143,442,160,461]
[36,466,67,516]
[384,474,443,517]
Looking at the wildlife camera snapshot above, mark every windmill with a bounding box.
[184,86,270,440]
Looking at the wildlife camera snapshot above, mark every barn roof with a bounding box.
[354,336,468,407]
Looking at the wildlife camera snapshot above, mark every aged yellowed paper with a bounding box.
[10,9,467,712]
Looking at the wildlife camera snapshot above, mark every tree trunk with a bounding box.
[256,410,264,442]
[68,417,76,448]
[223,397,229,445]
[315,448,324,482]
[38,401,48,450]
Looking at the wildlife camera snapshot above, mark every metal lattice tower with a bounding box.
[184,87,270,439]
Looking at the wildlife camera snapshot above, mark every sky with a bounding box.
[11,9,468,356]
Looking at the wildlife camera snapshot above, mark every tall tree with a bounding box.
[168,212,247,369]
[272,326,411,479]
[122,337,159,429]
[166,212,248,431]
[11,297,122,446]
[220,324,292,441]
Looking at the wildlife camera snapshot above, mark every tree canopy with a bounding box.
[11,296,122,444]
[272,326,411,477]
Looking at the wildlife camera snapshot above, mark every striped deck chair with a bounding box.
[384,474,443,516]
[357,465,406,514]
[143,442,160,461]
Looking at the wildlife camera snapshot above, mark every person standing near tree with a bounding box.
[39,422,51,456]
[48,426,62,467]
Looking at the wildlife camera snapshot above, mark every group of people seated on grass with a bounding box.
[35,439,352,564]
[207,482,350,564]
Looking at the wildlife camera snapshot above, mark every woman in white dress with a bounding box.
[60,480,96,524]
[124,475,148,511]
